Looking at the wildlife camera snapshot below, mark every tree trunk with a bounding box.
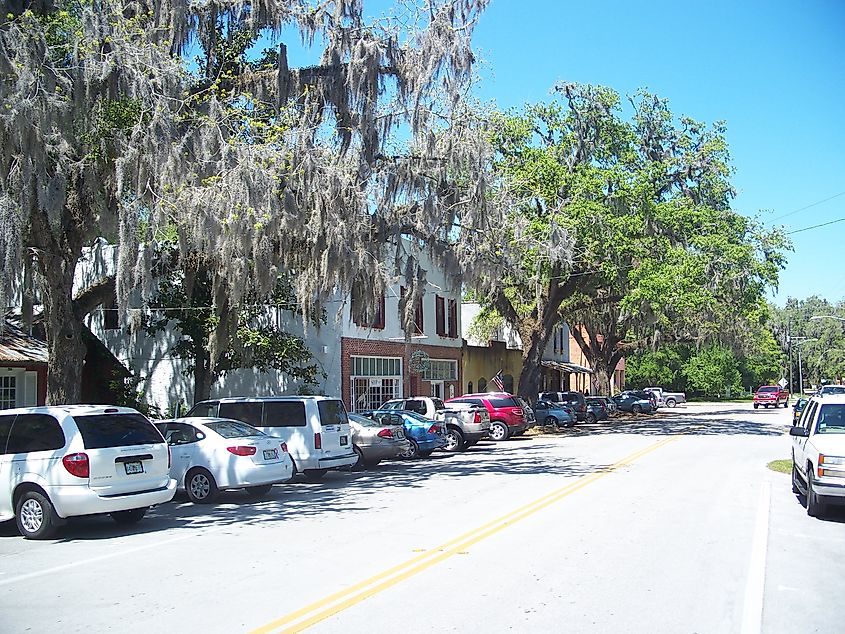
[516,324,555,402]
[193,346,213,403]
[38,253,86,405]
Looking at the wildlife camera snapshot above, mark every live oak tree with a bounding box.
[0,0,496,403]
[470,84,788,398]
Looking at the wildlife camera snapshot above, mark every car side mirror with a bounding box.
[789,427,809,437]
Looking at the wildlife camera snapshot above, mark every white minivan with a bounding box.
[0,405,177,539]
[185,397,357,479]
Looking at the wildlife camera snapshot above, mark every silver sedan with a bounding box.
[348,413,410,470]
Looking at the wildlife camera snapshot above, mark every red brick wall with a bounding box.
[341,337,462,410]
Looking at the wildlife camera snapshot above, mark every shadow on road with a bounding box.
[0,439,597,541]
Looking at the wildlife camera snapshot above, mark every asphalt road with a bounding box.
[1,402,842,633]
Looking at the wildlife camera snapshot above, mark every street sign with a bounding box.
[778,377,787,389]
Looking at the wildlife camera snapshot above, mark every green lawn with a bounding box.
[767,459,791,474]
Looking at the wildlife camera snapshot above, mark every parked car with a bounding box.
[154,418,293,503]
[818,385,845,396]
[789,394,845,517]
[584,397,609,422]
[643,387,687,408]
[624,390,659,411]
[590,396,618,415]
[532,400,576,429]
[348,413,410,469]
[793,397,809,425]
[367,410,447,458]
[446,392,532,441]
[378,396,490,451]
[538,391,588,421]
[753,385,790,409]
[185,396,357,480]
[612,393,654,414]
[0,405,177,539]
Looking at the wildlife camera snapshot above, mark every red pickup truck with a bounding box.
[753,385,790,409]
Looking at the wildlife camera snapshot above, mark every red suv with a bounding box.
[446,393,534,441]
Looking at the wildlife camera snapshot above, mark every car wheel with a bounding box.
[245,484,273,498]
[806,471,824,518]
[666,398,676,408]
[753,403,759,409]
[303,469,328,481]
[791,461,800,495]
[352,446,366,471]
[186,468,218,504]
[544,415,557,430]
[419,449,434,458]
[110,507,148,525]
[444,428,465,452]
[15,490,58,540]
[632,404,642,414]
[400,439,420,459]
[489,421,509,441]
[586,412,596,423]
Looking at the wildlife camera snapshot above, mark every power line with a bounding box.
[787,216,845,235]
[771,190,845,221]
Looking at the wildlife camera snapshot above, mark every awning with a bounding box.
[541,360,593,374]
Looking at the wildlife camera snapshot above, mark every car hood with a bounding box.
[812,434,845,454]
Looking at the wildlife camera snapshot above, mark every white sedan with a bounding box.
[155,418,294,503]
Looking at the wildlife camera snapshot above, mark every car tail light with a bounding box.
[62,452,89,478]
[280,442,288,453]
[314,432,322,450]
[377,428,394,439]
[227,446,257,456]
[428,424,440,434]
[473,411,481,424]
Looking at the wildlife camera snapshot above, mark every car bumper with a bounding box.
[318,452,359,470]
[215,460,294,489]
[360,441,411,461]
[50,480,177,519]
[814,477,845,502]
[507,422,529,433]
[462,422,491,440]
[417,437,447,451]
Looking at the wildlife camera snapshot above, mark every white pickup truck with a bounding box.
[378,396,491,452]
[644,387,686,408]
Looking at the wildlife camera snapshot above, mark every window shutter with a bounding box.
[436,296,445,336]
[447,299,458,338]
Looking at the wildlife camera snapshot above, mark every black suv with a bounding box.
[538,391,588,421]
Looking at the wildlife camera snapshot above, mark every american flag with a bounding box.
[491,370,505,392]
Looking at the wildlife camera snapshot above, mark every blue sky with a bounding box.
[467,0,845,305]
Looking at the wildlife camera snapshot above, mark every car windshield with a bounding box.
[204,420,266,439]
[757,386,779,393]
[401,411,432,423]
[816,404,845,433]
[349,413,382,428]
[821,386,845,395]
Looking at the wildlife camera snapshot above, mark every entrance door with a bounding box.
[430,381,444,399]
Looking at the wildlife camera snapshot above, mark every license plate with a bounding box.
[340,436,348,446]
[124,461,143,475]
[263,449,277,460]
[396,429,404,438]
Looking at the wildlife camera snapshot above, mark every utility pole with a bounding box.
[791,336,817,395]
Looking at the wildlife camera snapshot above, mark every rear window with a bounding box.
[318,400,349,426]
[204,420,266,439]
[5,414,66,454]
[187,402,219,418]
[219,402,263,426]
[488,397,519,408]
[74,413,163,449]
[263,401,307,427]
[431,398,445,411]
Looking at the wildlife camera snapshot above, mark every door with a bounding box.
[315,399,353,460]
[0,414,15,521]
[258,401,309,469]
[793,400,817,478]
[430,381,444,399]
[158,422,204,487]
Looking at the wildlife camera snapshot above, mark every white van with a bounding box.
[185,397,357,479]
[0,405,177,539]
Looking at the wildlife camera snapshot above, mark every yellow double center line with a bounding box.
[251,435,678,634]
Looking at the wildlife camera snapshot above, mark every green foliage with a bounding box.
[467,309,504,344]
[625,346,689,391]
[682,346,743,397]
